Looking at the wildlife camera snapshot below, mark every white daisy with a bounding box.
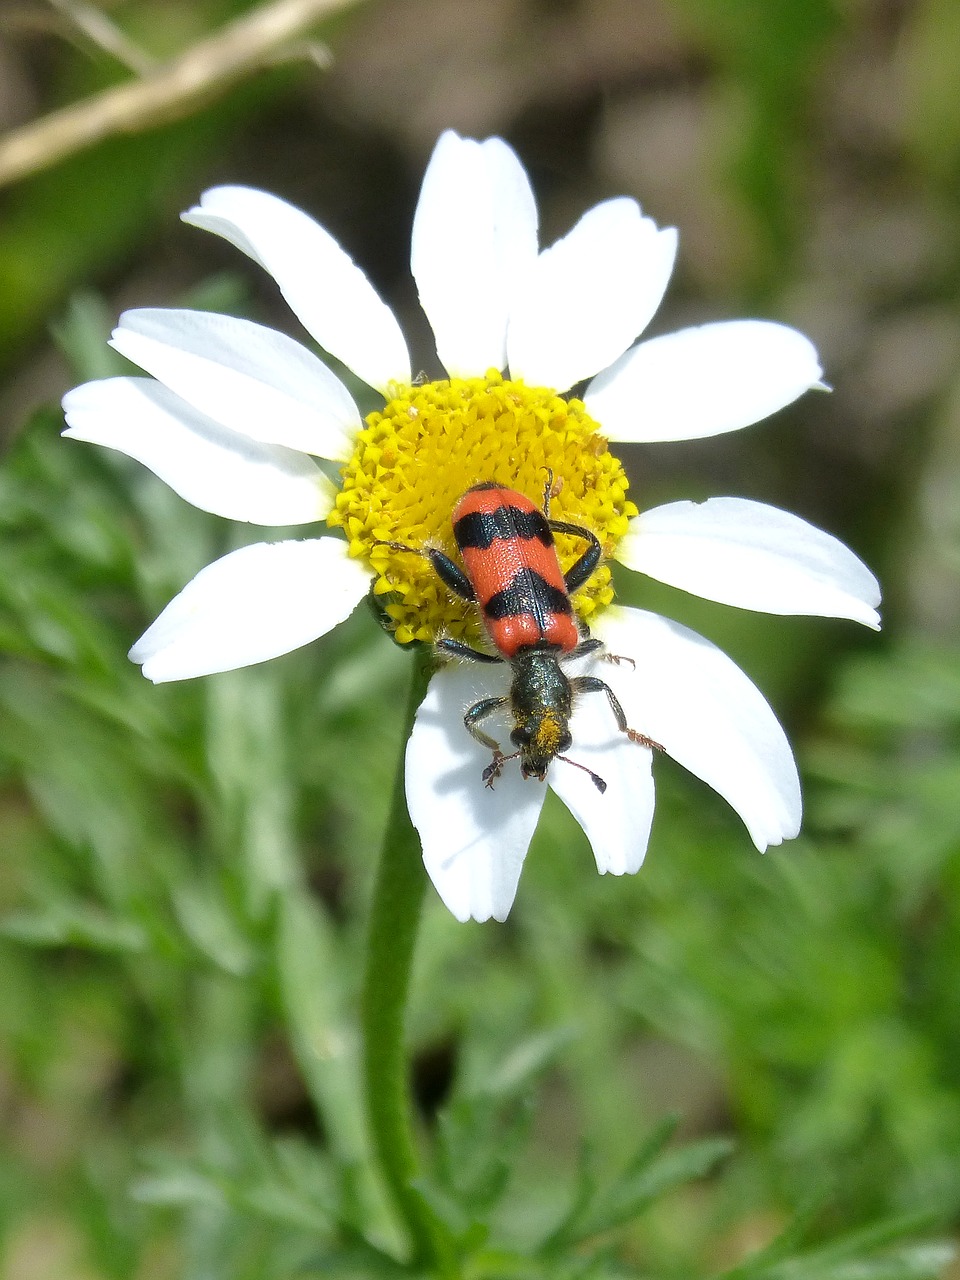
[61,129,880,923]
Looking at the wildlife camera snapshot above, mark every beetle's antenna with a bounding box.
[557,754,607,793]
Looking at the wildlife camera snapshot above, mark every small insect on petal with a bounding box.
[393,480,659,792]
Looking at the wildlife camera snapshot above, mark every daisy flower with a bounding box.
[62,129,880,923]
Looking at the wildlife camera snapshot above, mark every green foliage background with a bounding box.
[1,0,959,1275]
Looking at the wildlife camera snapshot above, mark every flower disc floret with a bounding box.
[328,371,636,645]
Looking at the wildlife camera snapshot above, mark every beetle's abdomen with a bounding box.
[452,484,580,656]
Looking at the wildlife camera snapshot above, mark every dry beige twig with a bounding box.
[0,0,361,189]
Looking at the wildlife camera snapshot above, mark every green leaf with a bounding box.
[273,893,366,1166]
[724,1212,953,1280]
[50,290,131,382]
[171,880,255,976]
[0,900,146,953]
[131,1166,225,1209]
[546,1120,733,1248]
[300,1238,411,1277]
[480,1025,578,1099]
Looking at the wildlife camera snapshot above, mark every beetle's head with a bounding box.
[511,711,571,781]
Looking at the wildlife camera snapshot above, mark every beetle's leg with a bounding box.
[541,467,562,517]
[538,467,601,592]
[481,749,521,788]
[568,636,604,661]
[601,651,636,669]
[437,637,503,665]
[463,696,509,751]
[373,538,418,554]
[568,632,634,665]
[548,519,602,593]
[570,675,663,751]
[426,549,475,601]
[374,540,475,602]
[464,695,518,786]
[539,466,600,592]
[566,637,637,668]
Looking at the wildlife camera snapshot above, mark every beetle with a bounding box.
[381,478,660,792]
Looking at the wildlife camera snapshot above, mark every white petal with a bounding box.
[182,186,410,393]
[405,663,545,922]
[411,130,538,377]
[507,198,677,392]
[63,378,334,525]
[594,609,801,851]
[548,671,656,875]
[618,498,881,628]
[585,320,823,442]
[110,309,360,461]
[130,538,370,683]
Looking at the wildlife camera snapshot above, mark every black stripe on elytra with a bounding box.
[454,505,552,552]
[483,569,573,621]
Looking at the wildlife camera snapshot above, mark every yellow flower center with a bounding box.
[327,371,637,646]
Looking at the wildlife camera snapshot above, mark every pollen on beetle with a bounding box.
[327,371,637,646]
[533,712,564,754]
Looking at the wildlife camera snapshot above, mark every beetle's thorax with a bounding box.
[508,645,574,779]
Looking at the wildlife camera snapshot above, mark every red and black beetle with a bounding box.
[383,479,659,791]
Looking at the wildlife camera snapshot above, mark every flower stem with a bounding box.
[361,647,455,1274]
